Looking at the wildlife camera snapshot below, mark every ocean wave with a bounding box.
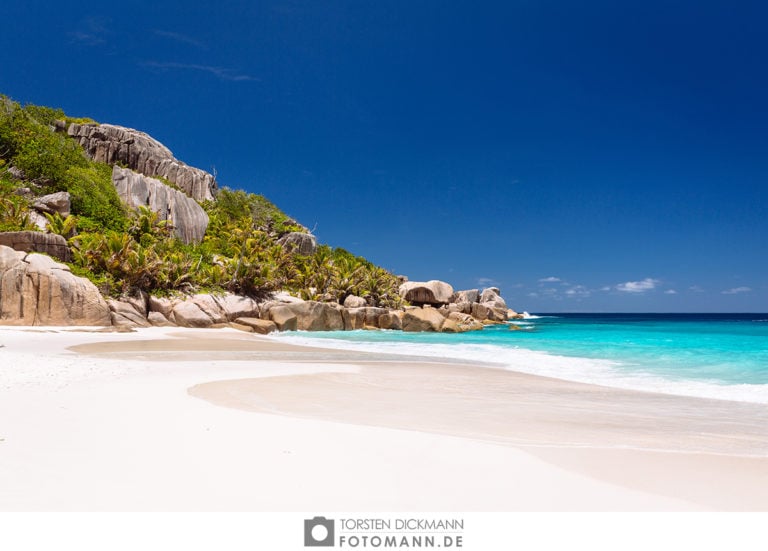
[270,332,768,404]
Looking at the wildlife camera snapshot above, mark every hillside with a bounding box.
[0,95,403,307]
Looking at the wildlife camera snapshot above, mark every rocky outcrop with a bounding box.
[277,232,317,256]
[0,231,71,262]
[402,307,446,332]
[0,245,111,326]
[65,123,217,202]
[112,166,209,244]
[399,280,454,306]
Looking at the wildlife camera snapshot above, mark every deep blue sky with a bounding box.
[2,1,766,311]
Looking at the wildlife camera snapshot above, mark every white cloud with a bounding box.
[527,292,539,298]
[565,285,590,298]
[600,286,612,292]
[689,285,705,293]
[538,276,561,283]
[722,286,752,295]
[154,30,207,49]
[142,61,259,82]
[664,289,678,295]
[615,278,660,293]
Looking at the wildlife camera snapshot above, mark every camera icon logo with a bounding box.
[304,516,335,547]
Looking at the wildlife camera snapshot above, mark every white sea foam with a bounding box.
[271,332,768,405]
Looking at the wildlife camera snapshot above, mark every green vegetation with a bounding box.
[0,94,403,307]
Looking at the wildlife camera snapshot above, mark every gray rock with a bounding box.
[0,231,71,262]
[32,192,71,217]
[450,289,479,304]
[112,166,209,243]
[286,301,344,331]
[0,245,111,326]
[277,232,317,255]
[398,280,454,306]
[66,123,217,202]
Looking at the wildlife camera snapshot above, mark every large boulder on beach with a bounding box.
[343,295,367,308]
[402,307,446,332]
[399,280,454,306]
[0,245,111,326]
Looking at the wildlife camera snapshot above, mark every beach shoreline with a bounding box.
[1,326,766,511]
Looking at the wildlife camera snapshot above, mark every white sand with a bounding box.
[0,326,761,511]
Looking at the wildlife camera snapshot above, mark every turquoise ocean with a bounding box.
[272,313,768,404]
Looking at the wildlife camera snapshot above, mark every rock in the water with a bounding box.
[0,245,111,326]
[112,166,209,244]
[399,280,454,306]
[66,123,217,202]
[447,312,484,332]
[480,287,508,310]
[277,232,317,255]
[343,295,367,308]
[402,307,446,332]
[235,317,277,334]
[0,231,71,262]
[32,191,71,217]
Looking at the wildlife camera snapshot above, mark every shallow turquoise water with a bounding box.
[274,313,768,403]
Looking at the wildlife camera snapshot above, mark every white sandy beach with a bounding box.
[0,326,766,511]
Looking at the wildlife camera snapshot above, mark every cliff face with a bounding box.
[65,122,217,202]
[112,166,209,244]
